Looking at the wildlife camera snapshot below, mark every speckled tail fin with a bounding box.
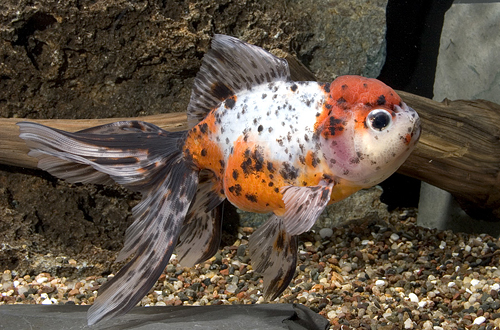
[17,121,200,325]
[88,166,198,325]
[176,170,225,267]
[248,214,298,300]
[17,121,184,190]
[187,34,291,128]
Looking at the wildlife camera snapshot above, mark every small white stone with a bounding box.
[418,301,427,308]
[319,228,333,239]
[36,277,48,284]
[422,320,433,330]
[327,310,337,319]
[439,241,446,249]
[470,279,480,287]
[226,283,238,293]
[408,292,419,303]
[492,283,500,291]
[390,233,400,241]
[465,245,471,252]
[361,240,372,245]
[473,316,486,325]
[447,282,456,288]
[404,318,414,329]
[375,280,386,286]
[41,298,52,305]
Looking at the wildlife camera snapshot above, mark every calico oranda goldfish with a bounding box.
[18,34,421,325]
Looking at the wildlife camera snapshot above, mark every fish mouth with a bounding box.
[400,102,422,144]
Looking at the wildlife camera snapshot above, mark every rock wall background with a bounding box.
[0,0,388,277]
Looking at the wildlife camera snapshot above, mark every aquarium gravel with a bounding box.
[2,209,500,330]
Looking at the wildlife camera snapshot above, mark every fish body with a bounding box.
[17,35,420,325]
[185,77,419,215]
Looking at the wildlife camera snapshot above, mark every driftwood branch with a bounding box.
[0,113,188,169]
[397,92,500,220]
[1,93,499,220]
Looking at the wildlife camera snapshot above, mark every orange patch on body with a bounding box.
[223,136,285,214]
[328,178,362,204]
[184,112,225,193]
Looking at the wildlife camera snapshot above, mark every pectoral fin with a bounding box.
[280,181,334,236]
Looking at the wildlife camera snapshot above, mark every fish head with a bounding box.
[317,75,421,187]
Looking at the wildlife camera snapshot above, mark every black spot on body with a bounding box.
[245,194,258,203]
[225,97,236,109]
[268,182,274,187]
[290,84,298,92]
[279,162,299,181]
[241,157,253,175]
[201,149,207,157]
[328,117,344,136]
[258,125,263,132]
[337,97,346,105]
[228,184,242,196]
[232,169,239,180]
[322,82,331,93]
[199,123,209,134]
[262,93,267,99]
[274,187,280,193]
[377,95,386,106]
[267,161,275,173]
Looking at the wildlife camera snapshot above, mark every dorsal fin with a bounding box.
[187,34,291,128]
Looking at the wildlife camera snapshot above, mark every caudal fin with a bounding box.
[18,121,199,325]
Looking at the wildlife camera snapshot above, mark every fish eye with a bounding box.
[366,109,392,131]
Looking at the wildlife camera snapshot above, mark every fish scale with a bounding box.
[17,34,421,325]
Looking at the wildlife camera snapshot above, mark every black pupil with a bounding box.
[370,112,390,130]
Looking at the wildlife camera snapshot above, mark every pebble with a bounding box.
[473,316,486,325]
[408,292,419,303]
[319,228,333,239]
[2,209,500,329]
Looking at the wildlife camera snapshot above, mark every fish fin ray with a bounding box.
[280,181,334,236]
[87,166,198,325]
[176,205,222,267]
[187,34,291,128]
[249,215,298,300]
